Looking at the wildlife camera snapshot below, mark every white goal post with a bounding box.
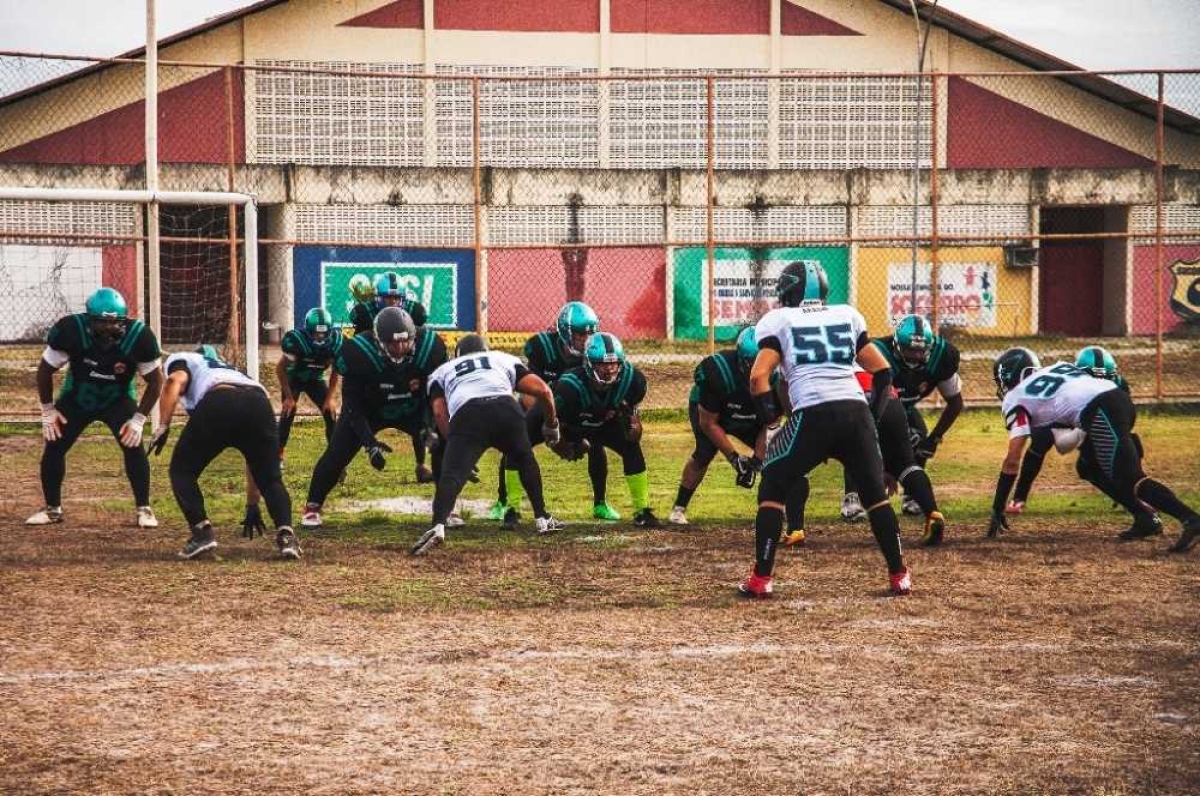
[0,186,260,380]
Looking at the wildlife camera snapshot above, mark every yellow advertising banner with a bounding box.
[854,247,1034,337]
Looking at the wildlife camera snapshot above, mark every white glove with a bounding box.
[119,412,148,448]
[542,419,562,446]
[41,402,66,442]
[1052,427,1086,455]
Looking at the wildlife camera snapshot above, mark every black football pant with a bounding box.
[756,400,904,579]
[306,410,443,507]
[278,377,335,450]
[520,403,644,505]
[1077,390,1198,525]
[434,396,546,525]
[169,387,291,530]
[904,404,931,467]
[844,398,939,516]
[40,395,150,507]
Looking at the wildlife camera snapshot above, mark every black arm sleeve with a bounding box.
[869,367,893,421]
[758,335,782,354]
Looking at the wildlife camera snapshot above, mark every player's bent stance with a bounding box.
[410,334,565,555]
[989,348,1200,551]
[27,287,164,528]
[301,307,446,528]
[739,261,910,599]
[153,346,299,560]
[277,307,342,460]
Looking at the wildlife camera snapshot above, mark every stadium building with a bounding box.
[1,0,1198,357]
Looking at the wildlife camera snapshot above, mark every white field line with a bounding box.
[0,639,1185,686]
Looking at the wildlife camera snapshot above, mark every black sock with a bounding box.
[1137,479,1200,524]
[867,502,905,573]
[1013,449,1045,503]
[674,485,695,509]
[785,478,809,530]
[754,506,782,577]
[898,467,938,515]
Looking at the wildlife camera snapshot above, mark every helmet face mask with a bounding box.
[85,287,129,349]
[373,272,405,309]
[894,315,934,367]
[993,347,1041,399]
[1075,346,1117,379]
[373,307,417,364]
[304,307,333,344]
[775,261,830,308]
[557,302,600,356]
[584,332,625,389]
[735,327,759,377]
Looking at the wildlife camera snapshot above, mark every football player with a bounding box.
[300,307,446,528]
[1005,346,1159,538]
[739,261,911,599]
[27,287,164,529]
[494,302,614,524]
[988,348,1200,551]
[842,314,962,519]
[668,328,808,545]
[151,345,300,560]
[522,332,660,527]
[410,334,566,555]
[276,307,342,460]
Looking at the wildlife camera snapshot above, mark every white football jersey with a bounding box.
[428,351,527,419]
[1001,361,1117,439]
[164,351,265,413]
[755,303,870,410]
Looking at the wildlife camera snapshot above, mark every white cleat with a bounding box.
[840,492,867,522]
[136,506,159,529]
[300,504,323,528]
[902,496,923,516]
[668,506,689,525]
[410,524,445,556]
[446,511,466,528]
[26,506,63,525]
[535,515,567,535]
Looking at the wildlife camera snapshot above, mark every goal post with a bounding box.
[0,187,260,416]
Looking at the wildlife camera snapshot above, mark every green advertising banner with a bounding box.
[672,247,850,341]
[319,261,459,328]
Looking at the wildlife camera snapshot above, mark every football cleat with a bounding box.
[737,572,774,599]
[782,528,806,547]
[889,567,913,596]
[920,511,945,547]
[1005,499,1026,516]
[136,506,159,529]
[486,500,509,521]
[415,464,435,484]
[840,493,866,522]
[593,503,621,522]
[535,515,567,535]
[632,508,661,528]
[668,506,689,525]
[446,512,466,528]
[1168,517,1200,554]
[410,524,445,556]
[300,503,322,528]
[901,496,922,516]
[502,508,521,531]
[26,506,64,525]
[179,522,218,560]
[276,527,302,560]
[1117,513,1163,541]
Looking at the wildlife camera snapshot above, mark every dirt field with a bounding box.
[3,422,1200,795]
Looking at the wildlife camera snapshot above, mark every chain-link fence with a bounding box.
[2,54,1198,413]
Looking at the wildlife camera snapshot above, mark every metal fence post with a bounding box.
[1155,72,1165,401]
[705,75,716,355]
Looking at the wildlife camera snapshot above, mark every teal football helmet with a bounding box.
[556,301,600,356]
[775,261,829,307]
[373,271,405,308]
[1075,346,1117,379]
[304,307,334,343]
[195,344,224,362]
[85,287,128,348]
[349,274,375,304]
[584,332,625,388]
[893,314,935,367]
[735,327,759,376]
[993,347,1041,399]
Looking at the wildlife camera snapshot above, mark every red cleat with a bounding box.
[889,567,912,596]
[737,572,774,599]
[1005,500,1026,516]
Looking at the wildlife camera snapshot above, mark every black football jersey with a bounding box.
[46,313,160,412]
[523,330,581,383]
[281,328,343,382]
[350,297,428,334]
[871,334,961,405]
[688,349,767,434]
[553,364,647,431]
[335,326,446,422]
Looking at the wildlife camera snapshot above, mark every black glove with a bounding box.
[987,511,1009,538]
[366,440,393,471]
[619,406,642,443]
[241,504,267,539]
[917,434,942,460]
[729,453,758,489]
[149,425,171,456]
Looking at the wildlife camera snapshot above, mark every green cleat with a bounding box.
[486,500,509,521]
[593,503,622,521]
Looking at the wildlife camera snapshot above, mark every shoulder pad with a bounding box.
[347,334,385,374]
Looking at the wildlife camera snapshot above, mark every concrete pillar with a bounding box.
[265,202,295,332]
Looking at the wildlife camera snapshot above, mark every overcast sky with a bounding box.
[0,0,1197,69]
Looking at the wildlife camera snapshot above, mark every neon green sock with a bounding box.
[625,471,650,511]
[504,468,525,510]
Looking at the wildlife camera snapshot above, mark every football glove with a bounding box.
[119,412,147,448]
[542,418,562,446]
[987,511,1010,538]
[366,440,392,471]
[241,504,267,539]
[619,405,642,443]
[40,402,67,442]
[916,433,941,460]
[729,453,759,489]
[149,424,171,456]
[552,437,589,462]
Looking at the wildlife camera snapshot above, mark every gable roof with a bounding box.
[2,0,1197,134]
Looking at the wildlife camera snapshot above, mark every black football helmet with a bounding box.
[992,347,1041,399]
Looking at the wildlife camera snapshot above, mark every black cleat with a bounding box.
[1168,518,1200,554]
[1118,513,1163,541]
[276,528,302,560]
[632,508,661,528]
[179,521,218,560]
[502,508,521,531]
